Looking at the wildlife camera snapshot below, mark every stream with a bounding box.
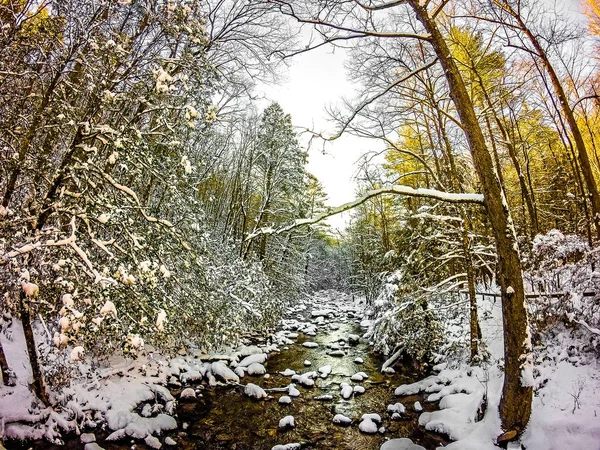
[8,293,449,450]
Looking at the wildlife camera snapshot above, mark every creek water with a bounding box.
[9,302,449,450]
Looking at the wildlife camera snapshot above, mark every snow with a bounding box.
[380,438,426,450]
[333,414,352,425]
[340,382,354,399]
[279,395,292,405]
[354,357,364,364]
[246,362,266,376]
[318,365,332,378]
[288,384,301,397]
[278,415,295,429]
[351,371,368,381]
[238,353,268,367]
[145,435,162,449]
[272,444,301,450]
[414,401,423,411]
[180,388,196,399]
[302,341,319,348]
[100,300,118,317]
[359,413,382,434]
[210,361,240,383]
[293,373,315,387]
[387,403,405,414]
[279,368,296,376]
[244,383,268,399]
[353,385,365,394]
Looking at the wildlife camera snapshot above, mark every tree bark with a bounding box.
[413,3,532,435]
[20,292,49,405]
[0,337,12,386]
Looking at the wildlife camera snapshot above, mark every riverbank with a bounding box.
[2,291,448,449]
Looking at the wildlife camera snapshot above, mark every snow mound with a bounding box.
[244,383,267,400]
[278,415,295,429]
[246,362,266,376]
[333,414,352,426]
[380,438,426,450]
[210,361,239,383]
[359,413,381,434]
[272,444,301,450]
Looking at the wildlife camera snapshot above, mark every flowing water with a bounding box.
[8,301,449,450]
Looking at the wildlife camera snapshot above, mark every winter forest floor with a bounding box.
[1,290,600,450]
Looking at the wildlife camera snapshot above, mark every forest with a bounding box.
[0,0,599,449]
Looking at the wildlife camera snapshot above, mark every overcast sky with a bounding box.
[258,42,384,231]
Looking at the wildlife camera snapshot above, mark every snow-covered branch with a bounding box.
[245,185,484,240]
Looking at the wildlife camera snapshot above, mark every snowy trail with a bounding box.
[8,291,447,450]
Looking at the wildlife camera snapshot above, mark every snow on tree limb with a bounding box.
[245,185,484,240]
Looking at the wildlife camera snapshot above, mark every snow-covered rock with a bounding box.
[333,414,352,426]
[318,365,332,378]
[246,362,266,376]
[340,382,353,399]
[354,357,364,364]
[180,388,196,399]
[279,395,292,405]
[302,342,319,348]
[145,435,162,449]
[238,353,268,367]
[314,394,333,401]
[165,437,177,446]
[272,444,301,450]
[382,367,396,374]
[379,438,426,450]
[303,360,312,366]
[329,350,345,357]
[387,403,406,414]
[351,371,368,382]
[210,362,239,383]
[279,368,296,377]
[244,383,267,400]
[359,413,382,434]
[353,385,365,394]
[414,401,422,412]
[278,415,295,429]
[288,384,300,397]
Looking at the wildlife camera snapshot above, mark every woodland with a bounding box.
[1,0,600,449]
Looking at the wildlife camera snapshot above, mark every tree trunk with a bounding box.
[0,337,12,386]
[19,292,50,404]
[414,4,532,436]
[507,5,600,240]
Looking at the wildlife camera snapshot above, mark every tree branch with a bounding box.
[245,184,484,239]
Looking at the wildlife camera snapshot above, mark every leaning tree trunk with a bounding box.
[19,292,50,405]
[0,338,11,385]
[414,4,532,437]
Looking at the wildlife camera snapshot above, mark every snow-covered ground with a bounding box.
[1,289,600,449]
